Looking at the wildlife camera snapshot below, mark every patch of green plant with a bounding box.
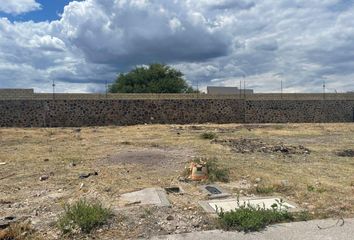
[256,185,274,194]
[200,132,217,140]
[217,200,293,232]
[307,185,326,193]
[58,199,112,234]
[307,185,315,192]
[293,210,312,221]
[206,160,229,182]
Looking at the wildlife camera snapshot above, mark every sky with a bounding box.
[0,0,353,93]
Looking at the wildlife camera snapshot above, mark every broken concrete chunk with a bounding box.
[39,175,49,181]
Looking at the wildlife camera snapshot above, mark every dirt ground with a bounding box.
[0,123,354,239]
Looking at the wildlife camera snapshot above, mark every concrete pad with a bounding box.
[199,197,299,213]
[200,185,230,199]
[120,188,170,207]
[150,218,354,240]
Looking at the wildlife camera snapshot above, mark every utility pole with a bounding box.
[239,80,242,99]
[243,77,246,99]
[281,79,283,99]
[105,80,108,98]
[323,80,326,100]
[52,79,55,100]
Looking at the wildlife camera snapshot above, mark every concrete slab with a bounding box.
[200,185,231,199]
[150,218,354,240]
[199,197,299,213]
[120,188,170,207]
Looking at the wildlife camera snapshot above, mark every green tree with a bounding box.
[109,64,197,93]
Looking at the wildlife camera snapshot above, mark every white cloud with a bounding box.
[0,0,354,93]
[0,0,41,15]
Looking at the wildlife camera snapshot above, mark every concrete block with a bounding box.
[199,196,300,213]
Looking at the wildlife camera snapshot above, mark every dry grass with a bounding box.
[0,123,353,238]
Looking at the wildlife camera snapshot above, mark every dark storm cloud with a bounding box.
[0,0,354,93]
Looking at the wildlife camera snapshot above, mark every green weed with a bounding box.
[58,199,112,234]
[200,132,217,140]
[217,200,293,232]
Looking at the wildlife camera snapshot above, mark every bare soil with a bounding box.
[212,138,310,155]
[0,123,353,239]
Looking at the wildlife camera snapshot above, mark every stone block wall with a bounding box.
[0,99,353,127]
[0,99,245,127]
[0,89,34,99]
[245,100,354,123]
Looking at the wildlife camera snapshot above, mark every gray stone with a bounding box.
[39,175,49,181]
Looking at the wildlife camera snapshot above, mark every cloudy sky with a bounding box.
[0,0,353,93]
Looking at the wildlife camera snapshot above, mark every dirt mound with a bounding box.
[213,138,310,155]
[336,149,354,157]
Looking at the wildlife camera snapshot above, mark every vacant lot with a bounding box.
[0,123,353,239]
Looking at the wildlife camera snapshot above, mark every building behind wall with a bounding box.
[207,86,254,95]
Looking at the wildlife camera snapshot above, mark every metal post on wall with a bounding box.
[239,80,242,99]
[197,79,199,99]
[105,80,108,98]
[52,79,55,100]
[243,78,246,99]
[281,79,283,100]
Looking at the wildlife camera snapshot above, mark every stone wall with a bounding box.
[0,89,34,99]
[0,99,245,127]
[0,99,353,127]
[245,100,354,123]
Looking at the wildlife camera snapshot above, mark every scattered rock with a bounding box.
[73,128,81,133]
[166,215,174,221]
[255,178,261,183]
[79,171,98,179]
[43,159,49,162]
[280,180,289,187]
[39,175,49,181]
[336,149,354,157]
[69,162,77,167]
[0,216,16,229]
[213,138,310,155]
[0,200,12,205]
[0,162,7,165]
[177,176,187,182]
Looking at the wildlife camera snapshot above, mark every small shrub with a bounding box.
[200,132,217,140]
[217,201,293,232]
[307,185,315,192]
[307,185,326,193]
[256,185,274,194]
[58,199,112,234]
[205,160,230,182]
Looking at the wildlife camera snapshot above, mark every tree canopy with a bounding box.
[109,64,196,93]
